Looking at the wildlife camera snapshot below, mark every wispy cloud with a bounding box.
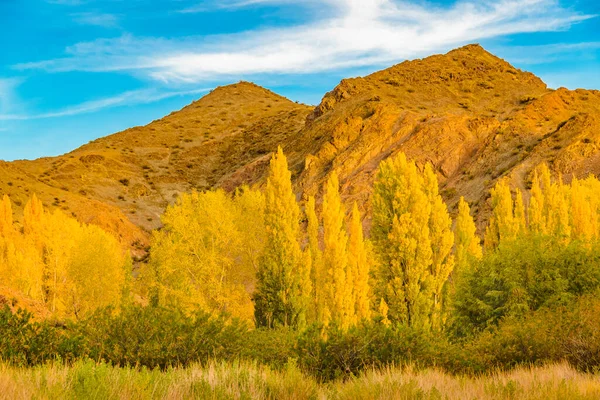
[178,0,311,13]
[16,0,596,83]
[71,12,119,28]
[491,42,600,65]
[46,0,86,5]
[0,78,24,116]
[0,87,209,121]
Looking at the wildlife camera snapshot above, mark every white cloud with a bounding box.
[179,0,321,13]
[71,12,119,28]
[0,87,209,121]
[46,0,86,5]
[15,0,596,83]
[0,78,24,116]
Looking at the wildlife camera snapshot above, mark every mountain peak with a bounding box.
[308,44,547,122]
[196,81,296,106]
[448,43,487,54]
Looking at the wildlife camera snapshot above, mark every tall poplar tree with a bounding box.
[0,195,13,236]
[23,193,44,234]
[454,197,482,273]
[514,188,527,235]
[484,179,518,249]
[372,152,453,329]
[321,172,352,329]
[254,147,307,328]
[348,202,370,322]
[423,164,454,330]
[528,170,546,234]
[305,195,323,323]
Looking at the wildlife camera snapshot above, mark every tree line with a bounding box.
[3,147,600,336]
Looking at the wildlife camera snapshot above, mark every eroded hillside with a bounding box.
[1,44,599,250]
[290,44,600,229]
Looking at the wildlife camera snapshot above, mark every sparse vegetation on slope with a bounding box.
[2,45,600,255]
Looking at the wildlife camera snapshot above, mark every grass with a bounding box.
[1,361,600,399]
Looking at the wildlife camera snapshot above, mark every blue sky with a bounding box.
[0,0,598,161]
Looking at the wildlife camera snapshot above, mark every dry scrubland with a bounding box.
[1,361,600,400]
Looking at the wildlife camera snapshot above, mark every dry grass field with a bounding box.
[1,361,600,400]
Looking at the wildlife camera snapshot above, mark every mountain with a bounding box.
[2,44,600,256]
[1,82,312,257]
[290,44,600,229]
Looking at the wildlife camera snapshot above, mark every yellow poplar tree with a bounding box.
[514,188,527,235]
[484,179,518,249]
[42,210,78,315]
[454,197,482,273]
[145,188,261,322]
[0,194,126,318]
[0,195,15,290]
[0,194,13,285]
[0,195,13,236]
[528,164,572,240]
[555,179,572,239]
[571,177,598,241]
[423,164,454,330]
[348,202,370,323]
[528,170,546,234]
[66,223,125,319]
[321,172,352,329]
[254,147,308,328]
[23,193,44,237]
[305,195,322,323]
[372,153,437,328]
[0,195,44,301]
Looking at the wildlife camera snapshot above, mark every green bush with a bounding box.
[295,322,460,381]
[75,305,249,369]
[452,236,600,335]
[2,295,600,379]
[241,327,296,369]
[0,306,80,366]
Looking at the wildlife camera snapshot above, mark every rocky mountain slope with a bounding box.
[291,44,600,228]
[1,44,599,254]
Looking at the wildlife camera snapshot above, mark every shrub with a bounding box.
[295,322,457,381]
[0,306,80,366]
[75,305,250,369]
[452,236,600,335]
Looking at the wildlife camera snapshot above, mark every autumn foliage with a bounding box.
[0,194,127,319]
[4,148,600,382]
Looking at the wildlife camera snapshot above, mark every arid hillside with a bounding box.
[290,44,600,229]
[0,82,312,257]
[1,44,599,251]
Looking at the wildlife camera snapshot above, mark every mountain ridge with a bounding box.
[2,44,599,255]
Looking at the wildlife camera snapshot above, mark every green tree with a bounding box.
[372,153,453,329]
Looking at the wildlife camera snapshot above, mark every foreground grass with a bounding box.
[1,361,600,400]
